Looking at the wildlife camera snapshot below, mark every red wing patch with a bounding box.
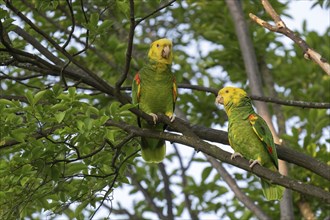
[134,73,141,101]
[134,73,141,84]
[248,114,258,122]
[267,146,273,154]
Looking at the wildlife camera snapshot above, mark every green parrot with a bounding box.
[132,38,177,163]
[216,87,284,200]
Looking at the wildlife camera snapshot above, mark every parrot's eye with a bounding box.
[225,90,229,93]
[156,44,160,48]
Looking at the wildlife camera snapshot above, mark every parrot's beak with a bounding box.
[215,94,224,105]
[161,45,170,59]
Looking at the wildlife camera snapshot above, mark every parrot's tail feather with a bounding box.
[141,137,166,163]
[261,179,284,201]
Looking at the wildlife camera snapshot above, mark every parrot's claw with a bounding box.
[230,152,243,160]
[249,159,261,168]
[169,114,176,122]
[149,113,158,124]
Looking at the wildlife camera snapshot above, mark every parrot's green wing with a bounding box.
[248,113,278,169]
[248,113,284,200]
[172,77,178,110]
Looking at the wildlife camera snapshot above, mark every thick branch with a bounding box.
[1,113,329,181]
[105,118,330,202]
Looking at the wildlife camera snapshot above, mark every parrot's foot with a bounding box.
[230,152,243,160]
[249,159,261,168]
[169,114,175,122]
[149,113,158,124]
[165,112,175,122]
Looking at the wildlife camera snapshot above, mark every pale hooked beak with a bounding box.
[161,45,170,59]
[215,94,224,105]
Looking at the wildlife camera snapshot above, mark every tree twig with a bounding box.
[90,149,140,219]
[249,0,330,75]
[62,0,75,50]
[135,0,177,26]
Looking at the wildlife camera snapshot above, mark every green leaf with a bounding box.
[51,103,66,111]
[11,128,27,142]
[117,0,129,17]
[99,115,110,125]
[105,129,115,142]
[0,99,14,106]
[119,103,135,112]
[77,120,85,132]
[68,87,76,98]
[90,12,99,30]
[98,20,112,33]
[20,177,30,187]
[0,8,8,18]
[177,202,185,216]
[109,101,121,117]
[34,90,47,104]
[75,200,89,219]
[201,166,212,182]
[55,111,66,123]
[86,106,99,116]
[84,118,93,131]
[25,90,35,106]
[67,163,86,174]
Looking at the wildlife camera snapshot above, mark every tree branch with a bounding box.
[173,144,199,220]
[127,84,330,109]
[188,123,330,181]
[135,0,177,26]
[158,162,174,220]
[62,0,75,50]
[127,172,167,220]
[249,0,330,75]
[5,0,115,95]
[115,0,135,90]
[90,149,139,219]
[205,155,271,220]
[106,118,330,203]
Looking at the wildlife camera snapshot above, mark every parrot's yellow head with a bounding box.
[216,87,248,114]
[148,38,173,65]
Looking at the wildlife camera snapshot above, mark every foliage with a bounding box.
[0,0,329,219]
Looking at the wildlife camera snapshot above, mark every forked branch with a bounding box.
[249,0,330,75]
